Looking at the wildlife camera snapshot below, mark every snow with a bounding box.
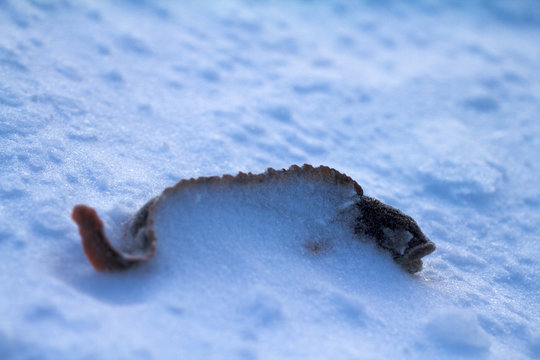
[425,309,491,355]
[1,0,540,359]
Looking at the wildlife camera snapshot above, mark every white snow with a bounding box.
[1,0,540,359]
[425,309,491,355]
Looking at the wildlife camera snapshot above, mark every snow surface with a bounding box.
[1,0,540,359]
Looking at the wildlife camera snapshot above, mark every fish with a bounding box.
[72,164,435,274]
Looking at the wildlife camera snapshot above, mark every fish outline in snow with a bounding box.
[72,164,436,274]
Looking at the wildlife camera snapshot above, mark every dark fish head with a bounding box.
[358,196,436,274]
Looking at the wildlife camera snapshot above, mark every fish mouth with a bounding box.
[407,241,436,260]
[397,241,436,274]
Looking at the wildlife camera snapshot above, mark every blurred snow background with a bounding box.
[1,0,540,359]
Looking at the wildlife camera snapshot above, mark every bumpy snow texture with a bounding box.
[1,1,540,359]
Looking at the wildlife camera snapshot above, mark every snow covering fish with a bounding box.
[72,164,436,273]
